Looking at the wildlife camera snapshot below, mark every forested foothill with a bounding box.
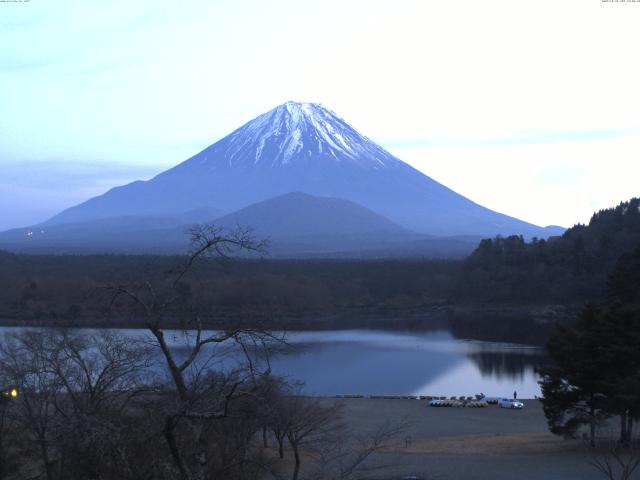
[462,197,640,304]
[0,198,638,344]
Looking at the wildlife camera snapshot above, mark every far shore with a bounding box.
[0,301,577,347]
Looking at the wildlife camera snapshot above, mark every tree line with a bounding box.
[0,198,638,333]
[460,198,640,304]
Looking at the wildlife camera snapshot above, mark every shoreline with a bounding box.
[324,397,601,480]
[0,302,577,347]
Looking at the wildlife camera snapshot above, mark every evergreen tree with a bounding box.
[537,304,610,446]
[602,245,640,445]
[539,244,640,446]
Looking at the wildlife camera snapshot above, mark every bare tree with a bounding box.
[107,225,284,480]
[0,331,66,480]
[0,329,157,480]
[279,396,341,480]
[587,438,640,480]
[0,386,18,479]
[308,417,408,480]
[43,331,154,479]
[0,226,296,480]
[39,330,151,414]
[264,392,407,480]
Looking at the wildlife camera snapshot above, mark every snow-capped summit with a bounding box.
[188,101,398,170]
[42,102,564,239]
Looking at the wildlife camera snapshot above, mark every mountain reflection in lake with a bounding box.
[0,327,545,398]
[268,330,545,398]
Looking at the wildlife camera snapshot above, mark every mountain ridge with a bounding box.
[0,192,482,257]
[42,101,563,239]
[214,191,411,238]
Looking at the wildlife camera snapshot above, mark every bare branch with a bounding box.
[172,224,268,287]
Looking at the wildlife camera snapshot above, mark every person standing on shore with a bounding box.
[513,390,517,400]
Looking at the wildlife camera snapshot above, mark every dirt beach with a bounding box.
[324,398,606,480]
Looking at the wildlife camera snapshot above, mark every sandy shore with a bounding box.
[322,398,604,480]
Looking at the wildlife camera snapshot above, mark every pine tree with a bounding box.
[537,304,610,446]
[538,244,640,446]
[602,245,640,445]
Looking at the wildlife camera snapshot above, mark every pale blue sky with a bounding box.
[1,0,639,230]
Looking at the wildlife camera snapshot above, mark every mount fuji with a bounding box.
[1,102,563,255]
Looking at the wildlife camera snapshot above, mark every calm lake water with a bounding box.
[270,330,545,398]
[0,327,546,398]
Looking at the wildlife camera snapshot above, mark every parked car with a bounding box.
[498,398,524,409]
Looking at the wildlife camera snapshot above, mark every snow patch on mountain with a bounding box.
[219,101,396,169]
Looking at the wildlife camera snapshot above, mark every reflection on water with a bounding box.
[468,350,549,379]
[270,330,546,398]
[0,327,547,398]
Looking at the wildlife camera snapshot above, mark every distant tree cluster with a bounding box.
[459,198,640,304]
[0,252,459,329]
[538,244,640,447]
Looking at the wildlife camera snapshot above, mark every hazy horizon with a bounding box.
[1,0,639,231]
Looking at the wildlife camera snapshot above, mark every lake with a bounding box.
[270,330,546,398]
[0,327,546,398]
